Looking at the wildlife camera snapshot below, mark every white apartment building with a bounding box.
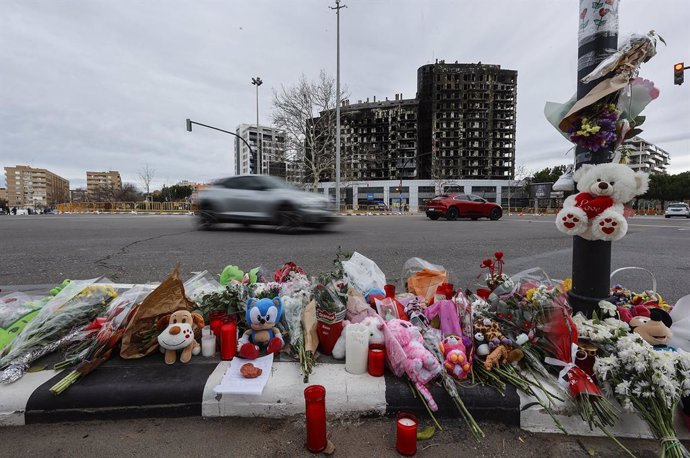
[234,124,287,176]
[623,136,670,175]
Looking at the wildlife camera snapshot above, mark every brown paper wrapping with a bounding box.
[120,265,195,359]
[302,299,319,354]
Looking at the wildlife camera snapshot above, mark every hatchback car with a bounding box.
[665,203,690,218]
[425,194,503,221]
[197,175,339,231]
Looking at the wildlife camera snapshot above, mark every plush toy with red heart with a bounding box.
[555,163,649,241]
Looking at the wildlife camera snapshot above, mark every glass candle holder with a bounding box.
[368,347,385,377]
[304,385,327,453]
[396,412,418,456]
[202,325,211,337]
[220,322,237,361]
[201,334,216,357]
[209,311,226,349]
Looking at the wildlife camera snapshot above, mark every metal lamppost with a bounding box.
[569,1,619,316]
[186,118,256,175]
[330,0,346,210]
[252,77,263,175]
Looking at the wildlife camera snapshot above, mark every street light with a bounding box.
[330,0,346,210]
[185,118,256,174]
[252,77,263,174]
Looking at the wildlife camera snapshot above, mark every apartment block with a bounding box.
[87,170,122,199]
[4,165,70,208]
[234,124,287,176]
[623,136,670,175]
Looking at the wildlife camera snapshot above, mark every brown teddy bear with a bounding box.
[629,308,674,350]
[157,310,205,364]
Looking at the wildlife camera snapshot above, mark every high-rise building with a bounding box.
[417,61,517,180]
[86,170,122,200]
[234,124,287,176]
[4,165,70,208]
[623,136,670,175]
[307,61,517,183]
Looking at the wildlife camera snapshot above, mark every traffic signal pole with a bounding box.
[569,2,619,316]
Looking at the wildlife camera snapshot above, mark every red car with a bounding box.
[425,194,503,221]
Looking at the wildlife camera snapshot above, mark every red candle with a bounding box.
[384,284,396,298]
[209,311,226,349]
[396,412,417,456]
[304,385,327,453]
[220,322,237,360]
[368,348,385,377]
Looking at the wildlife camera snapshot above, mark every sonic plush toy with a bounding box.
[238,297,284,360]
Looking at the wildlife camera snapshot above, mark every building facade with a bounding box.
[86,170,122,200]
[4,165,70,209]
[307,61,517,184]
[623,136,670,175]
[234,124,287,176]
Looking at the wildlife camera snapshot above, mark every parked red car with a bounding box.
[425,194,503,221]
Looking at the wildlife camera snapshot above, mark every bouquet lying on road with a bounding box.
[0,280,117,383]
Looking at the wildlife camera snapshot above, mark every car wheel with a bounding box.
[665,215,670,218]
[490,208,502,221]
[446,207,459,221]
[275,206,302,233]
[428,214,440,221]
[471,217,479,221]
[197,210,216,230]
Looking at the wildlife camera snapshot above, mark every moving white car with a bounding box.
[665,202,690,218]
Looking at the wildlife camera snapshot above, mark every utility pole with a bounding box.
[252,77,263,175]
[330,0,346,210]
[569,1,619,316]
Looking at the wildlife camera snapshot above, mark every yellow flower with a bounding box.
[561,278,572,292]
[526,288,536,301]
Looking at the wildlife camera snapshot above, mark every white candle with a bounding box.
[398,418,416,427]
[201,335,216,357]
[202,325,211,337]
[345,323,369,374]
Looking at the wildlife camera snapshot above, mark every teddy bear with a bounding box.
[332,316,385,360]
[238,297,284,360]
[555,163,649,241]
[440,335,471,380]
[157,310,205,364]
[387,319,442,411]
[473,318,523,370]
[629,308,674,350]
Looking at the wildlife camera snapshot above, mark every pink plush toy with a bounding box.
[387,319,442,411]
[423,298,462,337]
[439,335,471,380]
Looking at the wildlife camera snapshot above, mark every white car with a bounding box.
[665,203,690,218]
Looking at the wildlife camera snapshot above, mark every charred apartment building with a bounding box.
[310,61,517,181]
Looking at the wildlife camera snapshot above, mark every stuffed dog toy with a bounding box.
[157,310,204,364]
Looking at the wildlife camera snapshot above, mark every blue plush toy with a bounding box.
[238,297,284,360]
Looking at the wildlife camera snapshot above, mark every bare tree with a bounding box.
[272,70,347,191]
[116,183,142,202]
[506,163,530,213]
[138,164,155,200]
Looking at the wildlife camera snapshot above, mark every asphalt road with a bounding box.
[1,213,689,302]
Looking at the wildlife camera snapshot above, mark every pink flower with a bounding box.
[580,8,587,19]
[599,8,608,17]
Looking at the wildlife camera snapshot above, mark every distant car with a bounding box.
[425,194,503,221]
[197,175,339,231]
[358,200,389,211]
[665,203,690,218]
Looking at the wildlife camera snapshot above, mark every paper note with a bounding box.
[213,353,274,395]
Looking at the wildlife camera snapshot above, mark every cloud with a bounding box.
[1,0,688,190]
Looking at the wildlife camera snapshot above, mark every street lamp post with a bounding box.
[330,0,346,210]
[186,118,255,175]
[251,77,263,175]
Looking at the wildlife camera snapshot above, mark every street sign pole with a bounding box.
[569,1,619,316]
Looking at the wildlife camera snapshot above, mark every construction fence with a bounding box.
[57,202,197,214]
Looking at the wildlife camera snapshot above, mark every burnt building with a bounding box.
[417,62,517,180]
[308,61,517,182]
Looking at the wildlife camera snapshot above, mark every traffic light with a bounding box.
[186,118,193,132]
[675,63,685,86]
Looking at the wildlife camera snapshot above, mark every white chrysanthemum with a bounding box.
[615,380,631,396]
[594,355,619,381]
[598,300,617,317]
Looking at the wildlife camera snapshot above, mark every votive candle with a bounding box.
[201,334,216,357]
[220,322,237,360]
[396,412,418,456]
[368,348,385,377]
[304,385,327,453]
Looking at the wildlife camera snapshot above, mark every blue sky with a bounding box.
[1,0,688,190]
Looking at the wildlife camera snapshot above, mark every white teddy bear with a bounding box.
[555,163,649,241]
[332,316,385,360]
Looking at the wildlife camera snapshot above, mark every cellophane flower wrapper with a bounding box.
[60,286,152,367]
[0,280,116,369]
[183,271,221,304]
[313,280,347,315]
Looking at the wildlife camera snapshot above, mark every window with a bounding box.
[453,195,469,201]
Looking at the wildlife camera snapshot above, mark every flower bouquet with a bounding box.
[50,286,151,395]
[595,334,690,458]
[567,102,620,152]
[0,281,118,383]
[281,274,317,382]
[313,281,347,355]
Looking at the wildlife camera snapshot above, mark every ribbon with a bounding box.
[545,342,579,390]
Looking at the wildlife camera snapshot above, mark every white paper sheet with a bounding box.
[213,354,274,395]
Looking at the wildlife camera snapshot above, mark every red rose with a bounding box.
[494,251,504,261]
[580,8,587,19]
[481,259,493,268]
[599,8,608,17]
